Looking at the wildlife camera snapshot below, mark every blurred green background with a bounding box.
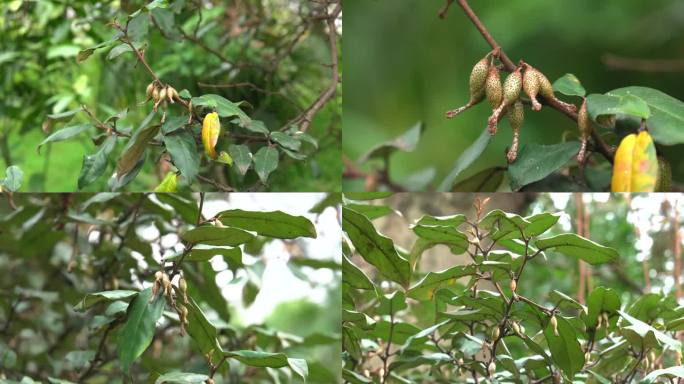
[342,0,684,191]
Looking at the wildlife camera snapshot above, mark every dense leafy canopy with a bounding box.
[342,193,684,383]
[1,0,341,192]
[0,192,341,383]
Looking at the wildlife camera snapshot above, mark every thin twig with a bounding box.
[287,1,341,133]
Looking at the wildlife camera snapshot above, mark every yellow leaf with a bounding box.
[202,112,220,159]
[154,172,177,192]
[611,131,657,192]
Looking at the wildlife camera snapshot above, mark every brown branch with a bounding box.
[575,194,586,304]
[288,1,341,133]
[197,174,234,192]
[603,54,684,73]
[78,323,114,383]
[452,0,614,163]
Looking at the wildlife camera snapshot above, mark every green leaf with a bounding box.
[451,166,506,192]
[1,165,23,192]
[78,136,117,190]
[165,246,242,270]
[343,369,372,384]
[223,350,308,381]
[344,192,393,200]
[342,207,411,287]
[643,366,684,383]
[345,203,396,220]
[586,287,620,328]
[295,132,318,148]
[618,310,681,351]
[407,265,475,300]
[37,124,91,153]
[543,315,584,378]
[586,92,651,121]
[151,8,181,40]
[154,172,177,192]
[215,151,233,166]
[161,115,188,135]
[342,255,375,291]
[163,131,199,182]
[360,122,425,162]
[155,372,209,384]
[217,209,316,239]
[608,87,684,145]
[378,291,407,315]
[414,214,466,227]
[253,146,279,183]
[74,290,138,312]
[411,223,469,253]
[552,74,586,97]
[43,108,81,132]
[536,233,619,265]
[270,132,301,151]
[244,120,270,135]
[508,141,581,190]
[191,94,250,126]
[228,144,252,176]
[437,127,491,191]
[389,352,452,371]
[180,226,255,246]
[116,112,159,179]
[128,13,149,42]
[117,288,165,373]
[107,43,134,60]
[549,290,585,312]
[155,193,199,223]
[185,297,223,363]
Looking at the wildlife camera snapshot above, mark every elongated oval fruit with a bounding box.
[530,65,577,112]
[506,100,524,163]
[550,314,559,336]
[523,66,542,111]
[446,57,490,118]
[492,327,500,340]
[576,99,592,164]
[485,65,503,109]
[611,130,658,192]
[146,82,155,98]
[488,67,522,135]
[202,112,220,159]
[488,361,496,376]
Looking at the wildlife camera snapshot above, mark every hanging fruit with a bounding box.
[202,112,220,159]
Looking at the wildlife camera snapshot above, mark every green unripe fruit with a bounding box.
[485,66,503,109]
[537,71,555,99]
[487,361,496,377]
[488,67,522,135]
[577,99,593,164]
[502,68,522,105]
[506,100,524,163]
[523,66,542,111]
[469,57,490,102]
[446,56,490,118]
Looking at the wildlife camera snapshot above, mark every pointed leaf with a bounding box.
[253,146,279,183]
[536,233,618,265]
[217,209,316,239]
[180,226,255,246]
[117,288,165,373]
[342,206,410,286]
